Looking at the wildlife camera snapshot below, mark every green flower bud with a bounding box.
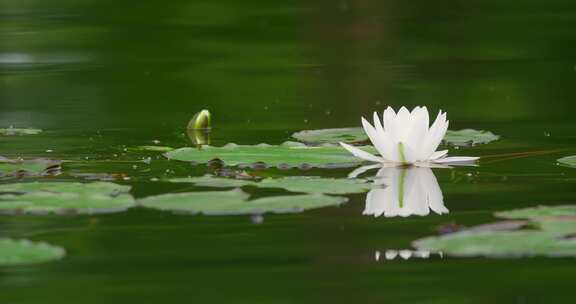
[187,109,211,130]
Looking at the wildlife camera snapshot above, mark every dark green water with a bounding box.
[2,0,576,302]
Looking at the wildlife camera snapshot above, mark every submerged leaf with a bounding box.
[169,175,372,194]
[0,128,42,136]
[139,189,347,215]
[557,155,576,168]
[164,142,373,168]
[292,128,368,144]
[443,129,500,146]
[0,239,65,266]
[0,182,136,214]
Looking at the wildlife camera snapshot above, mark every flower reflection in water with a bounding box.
[363,166,448,218]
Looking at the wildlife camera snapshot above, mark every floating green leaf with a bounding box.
[291,127,499,146]
[164,142,373,168]
[495,205,576,220]
[0,182,136,214]
[413,230,576,258]
[292,128,368,144]
[139,189,347,215]
[443,129,500,146]
[0,128,43,136]
[0,159,61,176]
[131,145,174,152]
[534,217,576,237]
[557,156,576,168]
[169,175,256,188]
[414,204,576,258]
[169,175,372,194]
[258,176,371,194]
[0,239,65,266]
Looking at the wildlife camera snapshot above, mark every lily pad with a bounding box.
[0,159,61,177]
[164,142,372,168]
[557,156,576,168]
[258,176,371,194]
[169,175,372,194]
[291,127,499,146]
[443,129,500,146]
[139,189,347,215]
[131,146,174,152]
[0,127,43,136]
[534,217,576,237]
[0,182,136,214]
[413,230,576,258]
[496,205,576,220]
[0,239,65,266]
[292,128,368,144]
[169,176,256,188]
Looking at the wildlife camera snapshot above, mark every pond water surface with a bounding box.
[2,0,576,303]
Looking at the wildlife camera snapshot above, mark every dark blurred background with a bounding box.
[1,0,576,131]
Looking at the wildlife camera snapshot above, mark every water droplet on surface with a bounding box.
[251,214,264,224]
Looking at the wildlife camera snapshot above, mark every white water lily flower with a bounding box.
[364,166,448,218]
[340,106,479,166]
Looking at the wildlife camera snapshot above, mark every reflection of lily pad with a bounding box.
[169,175,372,194]
[413,230,576,258]
[139,189,347,215]
[165,142,372,168]
[557,156,576,168]
[292,128,368,144]
[443,129,499,146]
[0,159,61,176]
[0,128,43,136]
[496,205,576,219]
[0,182,136,214]
[0,239,65,266]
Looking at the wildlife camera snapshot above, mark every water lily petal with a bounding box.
[372,112,395,160]
[405,107,429,160]
[414,162,452,169]
[434,156,479,164]
[339,142,385,163]
[347,164,383,179]
[361,117,394,161]
[396,106,411,139]
[422,111,449,159]
[382,106,396,133]
[430,150,448,160]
